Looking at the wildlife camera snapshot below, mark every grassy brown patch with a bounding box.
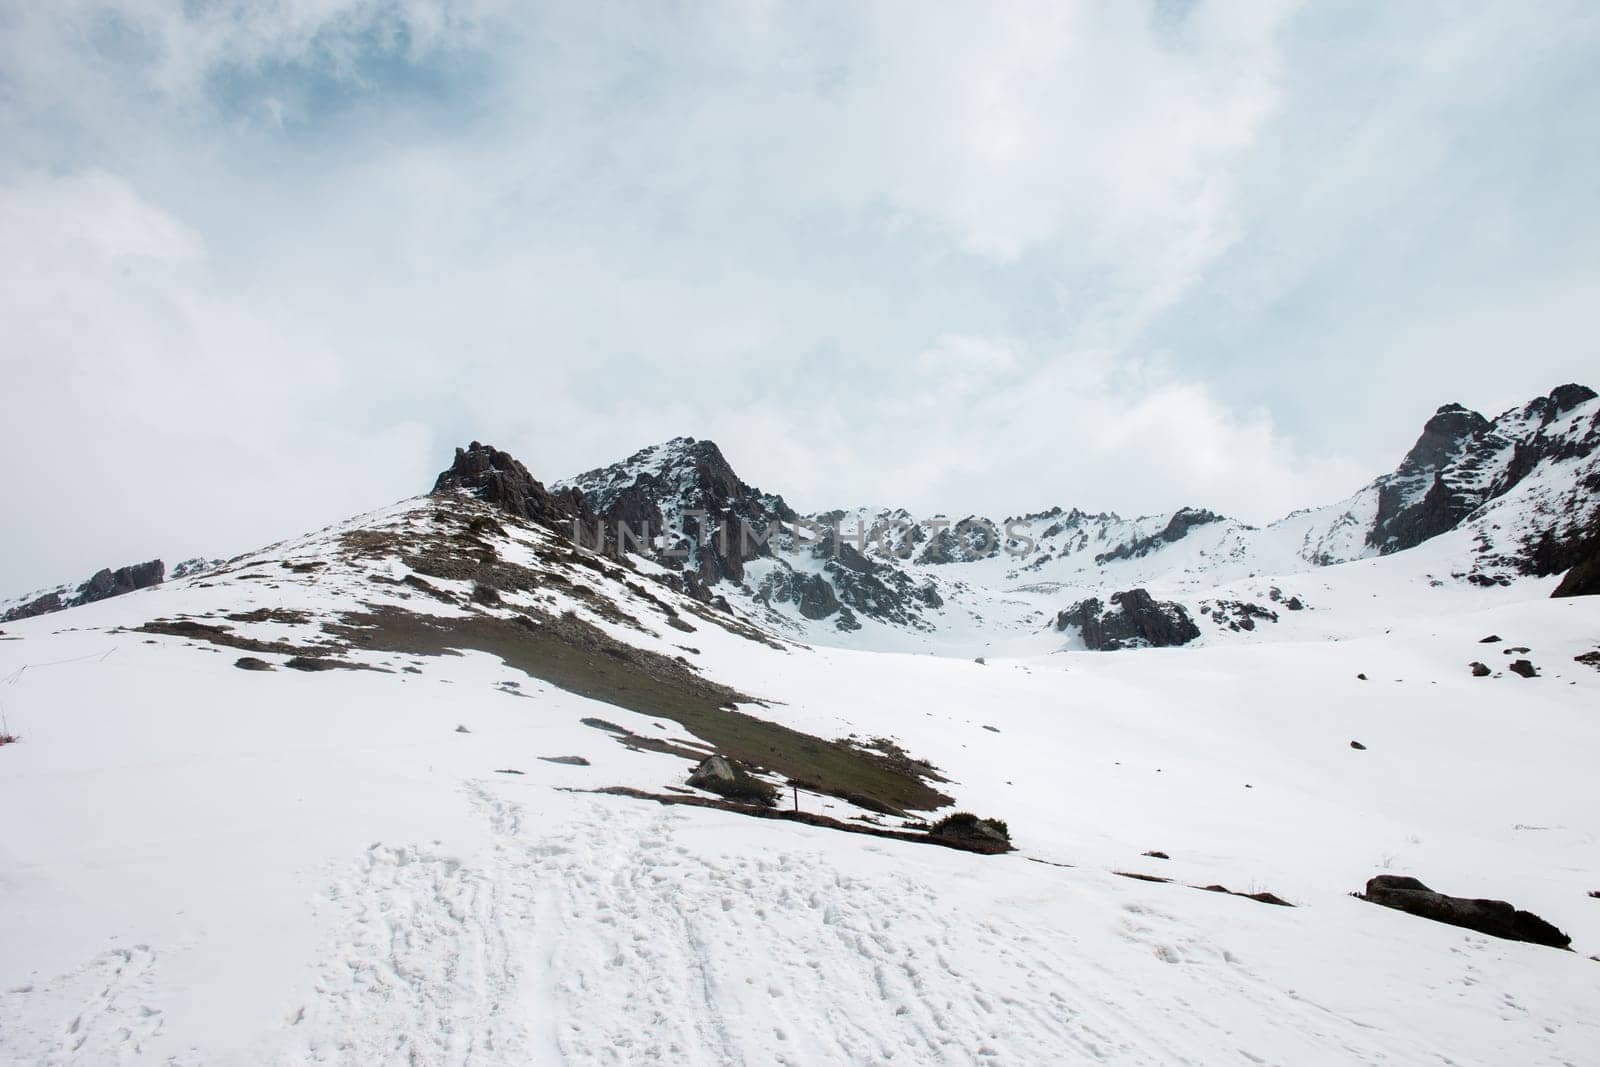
[135,618,333,657]
[328,604,951,814]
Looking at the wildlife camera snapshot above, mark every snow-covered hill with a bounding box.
[2,391,1599,1064]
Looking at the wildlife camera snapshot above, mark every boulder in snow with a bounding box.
[1359,875,1570,949]
[687,755,778,806]
[1055,588,1200,651]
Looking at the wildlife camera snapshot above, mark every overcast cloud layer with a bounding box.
[2,1,1597,593]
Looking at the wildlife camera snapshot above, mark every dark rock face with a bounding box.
[433,441,597,533]
[1202,599,1278,632]
[1,591,65,622]
[916,519,1004,565]
[758,570,841,620]
[1055,588,1200,650]
[1508,659,1538,678]
[78,560,165,605]
[823,550,937,630]
[558,437,797,587]
[1400,405,1493,476]
[1097,507,1222,564]
[1365,405,1491,555]
[1470,661,1491,677]
[1550,513,1600,597]
[1362,386,1600,567]
[1,559,166,623]
[1360,875,1571,949]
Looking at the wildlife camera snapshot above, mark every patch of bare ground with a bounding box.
[1111,869,1294,906]
[133,618,337,658]
[342,505,665,635]
[326,604,952,815]
[224,608,313,625]
[1196,885,1294,907]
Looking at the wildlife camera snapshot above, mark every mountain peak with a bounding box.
[1398,404,1489,476]
[1541,383,1596,417]
[432,441,592,529]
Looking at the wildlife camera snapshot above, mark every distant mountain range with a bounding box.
[6,384,1598,646]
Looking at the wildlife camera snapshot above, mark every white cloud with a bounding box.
[0,1,1595,590]
[0,171,439,589]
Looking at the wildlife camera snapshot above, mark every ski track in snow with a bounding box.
[265,785,1518,1067]
[282,783,551,1066]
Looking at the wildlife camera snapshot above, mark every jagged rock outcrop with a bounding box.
[917,519,1003,565]
[1368,405,1495,554]
[433,441,596,531]
[79,560,165,605]
[1362,385,1599,567]
[1550,512,1600,597]
[1097,507,1222,564]
[1202,599,1278,632]
[1359,875,1571,949]
[1,559,166,623]
[758,569,841,620]
[1055,588,1200,650]
[170,558,222,580]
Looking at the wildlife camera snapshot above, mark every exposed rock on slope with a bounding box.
[1055,589,1200,651]
[433,441,596,533]
[1096,507,1223,564]
[1364,385,1600,567]
[1,559,166,623]
[558,438,944,631]
[1359,875,1571,949]
[1367,404,1492,554]
[1550,513,1600,597]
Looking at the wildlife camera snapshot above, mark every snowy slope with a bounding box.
[3,483,1600,1064]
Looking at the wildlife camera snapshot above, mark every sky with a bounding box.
[1,1,1597,593]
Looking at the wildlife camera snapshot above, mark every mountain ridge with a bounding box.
[5,384,1596,639]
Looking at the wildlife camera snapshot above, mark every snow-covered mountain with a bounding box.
[2,386,1599,1064]
[544,383,1600,652]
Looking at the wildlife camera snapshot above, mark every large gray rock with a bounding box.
[686,755,778,806]
[77,560,165,605]
[1,559,165,623]
[1360,875,1570,949]
[1055,588,1200,650]
[1550,512,1600,598]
